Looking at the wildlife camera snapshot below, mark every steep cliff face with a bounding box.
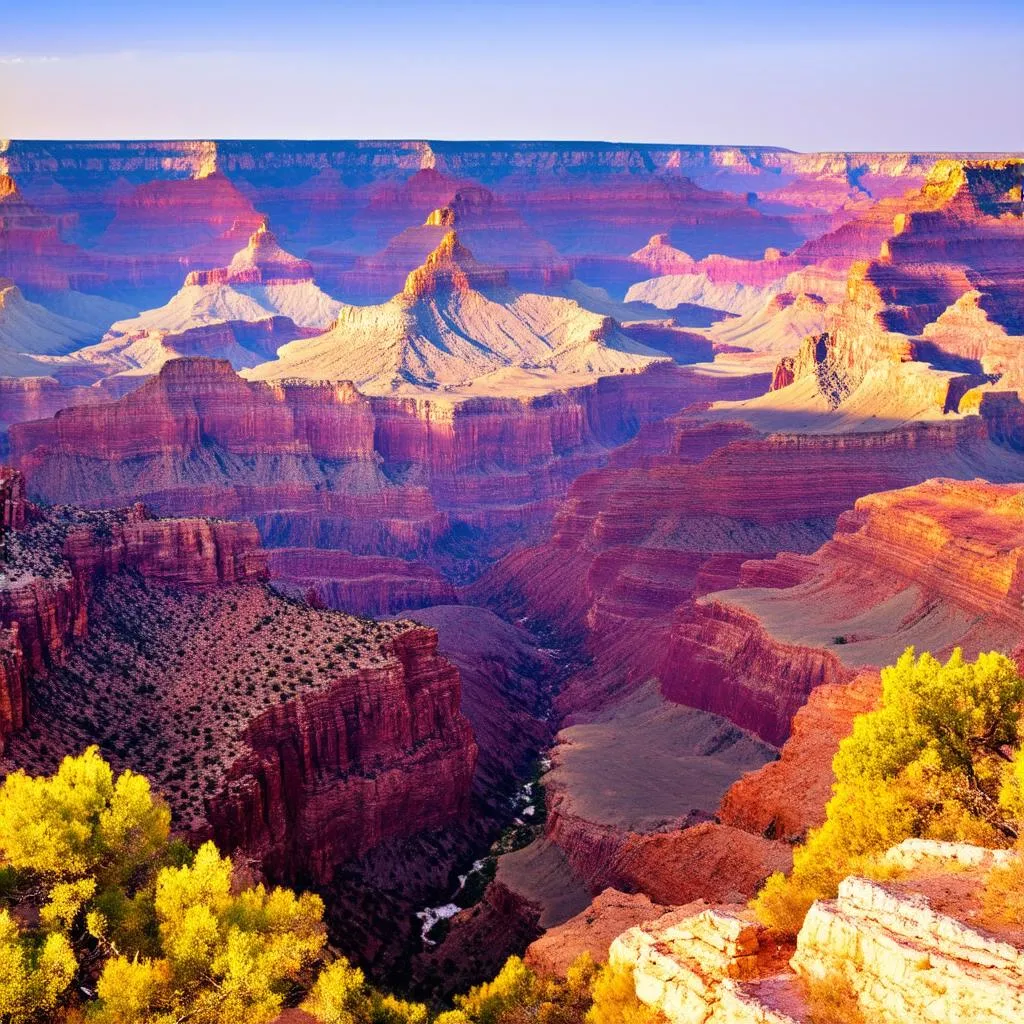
[0,375,142,437]
[719,673,880,841]
[5,141,994,309]
[671,477,1024,737]
[476,398,1024,738]
[95,172,266,287]
[10,357,766,611]
[1,479,480,909]
[207,627,477,885]
[0,478,266,752]
[0,172,98,291]
[318,188,570,301]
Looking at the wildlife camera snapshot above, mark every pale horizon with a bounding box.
[4,0,1024,151]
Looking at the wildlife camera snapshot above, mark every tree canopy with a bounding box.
[754,647,1024,934]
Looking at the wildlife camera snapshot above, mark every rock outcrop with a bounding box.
[0,475,266,751]
[608,840,1024,1024]
[525,888,669,976]
[0,476,480,912]
[208,626,477,885]
[774,160,1024,410]
[668,477,1024,743]
[719,673,881,841]
[245,233,667,393]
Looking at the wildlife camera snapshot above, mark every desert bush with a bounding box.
[983,852,1024,925]
[803,971,866,1024]
[754,647,1024,934]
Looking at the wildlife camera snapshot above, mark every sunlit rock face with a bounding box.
[665,477,1024,743]
[244,232,664,393]
[774,160,1024,406]
[7,356,764,613]
[607,840,1024,1024]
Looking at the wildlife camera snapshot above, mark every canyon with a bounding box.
[1,139,1023,1016]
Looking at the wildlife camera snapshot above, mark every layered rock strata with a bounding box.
[0,474,478,896]
[609,840,1024,1024]
[10,357,765,611]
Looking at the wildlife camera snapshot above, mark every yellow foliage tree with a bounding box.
[753,647,1024,934]
[585,962,663,1024]
[456,956,539,1024]
[0,746,169,885]
[302,957,368,1024]
[92,842,326,1024]
[0,909,77,1023]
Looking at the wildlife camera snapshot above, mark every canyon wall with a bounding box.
[4,140,1011,301]
[9,357,767,609]
[0,483,266,751]
[208,626,477,885]
[0,474,481,903]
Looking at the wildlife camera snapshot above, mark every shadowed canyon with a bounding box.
[2,139,1024,1021]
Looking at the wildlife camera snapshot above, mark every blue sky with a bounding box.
[3,0,1023,149]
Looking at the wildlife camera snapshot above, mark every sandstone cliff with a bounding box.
[208,626,477,885]
[607,840,1024,1024]
[0,473,481,910]
[10,356,765,613]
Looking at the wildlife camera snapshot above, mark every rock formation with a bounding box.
[245,233,666,394]
[208,626,477,885]
[773,160,1024,412]
[607,840,1024,1023]
[10,356,765,613]
[0,472,481,901]
[667,478,1024,743]
[313,186,570,301]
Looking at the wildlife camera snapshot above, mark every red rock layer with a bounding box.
[207,626,477,885]
[0,173,100,291]
[658,600,853,746]
[314,186,570,301]
[719,673,881,841]
[475,395,1024,743]
[0,467,26,530]
[0,481,266,751]
[184,221,315,286]
[0,375,144,435]
[268,549,456,616]
[402,230,509,299]
[98,172,265,270]
[524,889,669,976]
[668,474,1024,846]
[605,822,792,906]
[9,358,766,611]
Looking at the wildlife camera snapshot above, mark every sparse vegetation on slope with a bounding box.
[5,556,409,830]
[754,647,1024,934]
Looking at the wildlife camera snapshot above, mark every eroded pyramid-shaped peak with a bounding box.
[402,230,508,299]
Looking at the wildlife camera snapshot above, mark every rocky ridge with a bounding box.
[607,840,1024,1024]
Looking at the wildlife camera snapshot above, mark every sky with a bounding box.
[3,0,1023,151]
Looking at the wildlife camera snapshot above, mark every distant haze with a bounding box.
[3,0,1023,151]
